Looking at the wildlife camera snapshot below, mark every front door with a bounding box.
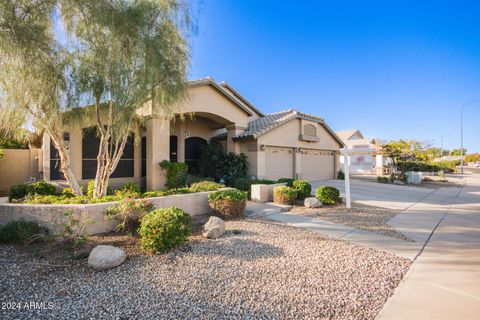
[185,137,207,174]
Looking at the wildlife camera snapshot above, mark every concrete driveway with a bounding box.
[312,176,480,319]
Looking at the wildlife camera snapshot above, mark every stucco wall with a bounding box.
[258,118,342,150]
[0,149,42,193]
[0,189,230,235]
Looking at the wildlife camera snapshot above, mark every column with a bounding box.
[294,148,302,180]
[146,116,170,190]
[42,134,50,181]
[69,127,82,181]
[226,124,246,154]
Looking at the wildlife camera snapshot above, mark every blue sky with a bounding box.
[189,1,480,153]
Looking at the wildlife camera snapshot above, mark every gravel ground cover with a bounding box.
[290,203,410,241]
[0,219,411,320]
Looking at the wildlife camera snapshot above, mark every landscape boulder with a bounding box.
[88,245,126,270]
[304,197,322,208]
[202,216,226,239]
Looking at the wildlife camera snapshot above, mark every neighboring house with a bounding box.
[43,77,344,190]
[336,129,390,175]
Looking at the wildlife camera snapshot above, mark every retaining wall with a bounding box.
[0,189,228,235]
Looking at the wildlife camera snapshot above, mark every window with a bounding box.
[82,127,134,179]
[304,124,317,136]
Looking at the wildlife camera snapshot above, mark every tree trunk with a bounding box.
[49,132,83,196]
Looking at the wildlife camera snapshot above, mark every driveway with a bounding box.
[313,176,480,319]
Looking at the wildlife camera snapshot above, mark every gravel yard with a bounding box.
[0,219,411,320]
[290,203,409,240]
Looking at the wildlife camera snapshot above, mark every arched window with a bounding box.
[304,124,317,136]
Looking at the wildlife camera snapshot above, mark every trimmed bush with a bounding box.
[315,186,341,205]
[9,181,56,201]
[292,180,312,199]
[273,186,298,205]
[0,219,49,243]
[160,160,188,189]
[138,207,192,254]
[208,189,247,219]
[277,178,294,186]
[189,181,224,192]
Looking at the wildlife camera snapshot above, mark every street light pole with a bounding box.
[459,99,480,174]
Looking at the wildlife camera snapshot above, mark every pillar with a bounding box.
[69,127,82,181]
[294,148,302,180]
[146,116,170,190]
[226,124,246,154]
[42,134,50,181]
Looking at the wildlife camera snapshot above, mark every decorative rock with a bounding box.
[202,216,226,239]
[304,197,322,208]
[88,245,126,270]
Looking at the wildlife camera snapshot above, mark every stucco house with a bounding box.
[336,129,390,175]
[42,77,344,190]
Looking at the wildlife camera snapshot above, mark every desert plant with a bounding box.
[138,207,192,254]
[221,153,248,186]
[55,209,94,249]
[208,189,247,219]
[160,160,189,189]
[292,180,312,199]
[105,197,154,233]
[0,219,49,244]
[114,181,141,197]
[273,186,298,205]
[189,181,224,192]
[315,186,341,205]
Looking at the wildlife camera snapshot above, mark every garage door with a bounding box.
[265,146,294,180]
[301,149,335,181]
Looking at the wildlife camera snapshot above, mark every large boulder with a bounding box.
[88,245,126,270]
[202,216,226,239]
[304,197,322,208]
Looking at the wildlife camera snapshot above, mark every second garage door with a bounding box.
[301,149,335,181]
[265,146,294,180]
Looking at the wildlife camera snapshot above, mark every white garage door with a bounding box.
[265,146,294,180]
[301,149,335,181]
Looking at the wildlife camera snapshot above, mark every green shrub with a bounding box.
[23,194,122,204]
[337,170,345,180]
[105,197,154,233]
[222,153,249,186]
[315,186,341,205]
[9,184,28,201]
[273,186,298,205]
[0,219,49,243]
[190,176,215,184]
[142,191,167,198]
[9,181,56,201]
[118,181,140,194]
[208,189,247,219]
[61,187,75,198]
[160,160,189,189]
[87,180,95,197]
[377,176,390,183]
[277,178,294,186]
[189,181,224,192]
[292,180,312,199]
[138,207,192,254]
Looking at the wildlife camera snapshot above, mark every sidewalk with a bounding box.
[377,174,480,319]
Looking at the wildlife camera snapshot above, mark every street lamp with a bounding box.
[460,99,480,174]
